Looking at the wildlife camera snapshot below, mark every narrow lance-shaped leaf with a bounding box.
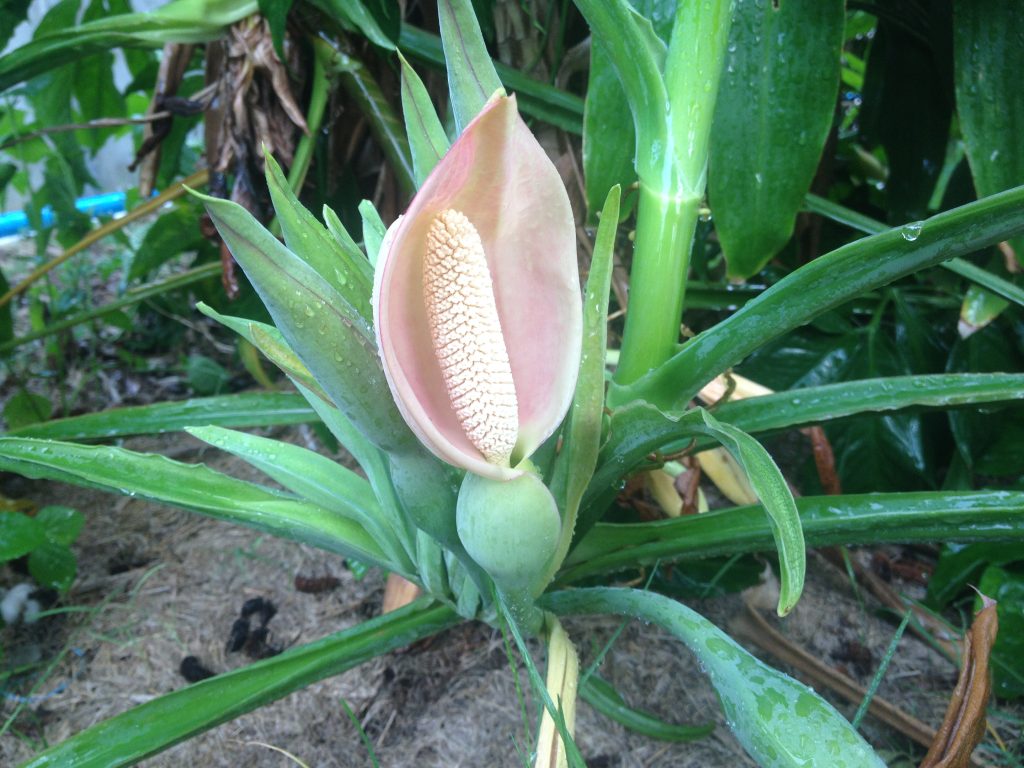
[545,186,620,586]
[0,438,391,569]
[562,491,1024,585]
[5,391,315,441]
[437,0,502,133]
[619,185,1024,410]
[187,425,413,573]
[196,191,416,455]
[709,0,844,278]
[399,51,450,186]
[264,152,374,319]
[543,588,886,768]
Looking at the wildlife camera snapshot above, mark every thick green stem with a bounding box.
[613,185,700,386]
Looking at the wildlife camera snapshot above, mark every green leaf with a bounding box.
[257,0,293,60]
[309,0,398,50]
[977,565,1024,698]
[20,599,459,767]
[0,0,258,91]
[583,404,804,615]
[572,0,667,183]
[563,490,1024,585]
[582,40,636,224]
[263,152,374,321]
[196,191,415,454]
[129,203,205,281]
[0,0,30,51]
[954,0,1024,264]
[0,511,45,561]
[580,673,714,741]
[859,6,953,222]
[544,588,885,767]
[398,24,584,134]
[3,391,53,430]
[619,185,1024,410]
[28,541,76,592]
[0,437,390,568]
[708,372,1024,449]
[34,505,84,546]
[6,391,315,440]
[187,425,414,573]
[358,199,387,266]
[709,0,843,278]
[438,0,503,133]
[927,542,1023,609]
[398,52,450,187]
[185,354,231,396]
[547,187,619,585]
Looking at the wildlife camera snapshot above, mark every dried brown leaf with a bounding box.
[919,596,999,768]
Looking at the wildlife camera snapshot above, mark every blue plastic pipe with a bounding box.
[0,191,127,237]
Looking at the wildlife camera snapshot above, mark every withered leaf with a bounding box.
[919,595,998,768]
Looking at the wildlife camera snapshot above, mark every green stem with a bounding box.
[287,38,331,193]
[614,185,699,385]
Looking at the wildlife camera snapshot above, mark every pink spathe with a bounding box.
[374,94,581,480]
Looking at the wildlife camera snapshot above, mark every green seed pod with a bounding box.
[456,469,561,593]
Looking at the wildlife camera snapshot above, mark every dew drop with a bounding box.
[901,221,923,241]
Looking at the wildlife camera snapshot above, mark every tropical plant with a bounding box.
[1,0,1022,766]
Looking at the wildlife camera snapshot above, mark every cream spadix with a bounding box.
[374,94,580,480]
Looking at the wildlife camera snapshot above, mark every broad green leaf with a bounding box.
[128,203,205,281]
[264,152,374,320]
[859,7,953,222]
[545,588,885,767]
[564,491,1024,585]
[580,673,714,741]
[3,390,52,430]
[928,542,1024,609]
[619,185,1024,410]
[572,0,667,183]
[187,425,413,572]
[358,199,387,266]
[20,599,460,767]
[0,511,44,561]
[977,565,1024,699]
[583,40,636,223]
[709,0,843,278]
[197,191,416,454]
[185,354,231,396]
[0,437,390,568]
[34,505,84,546]
[28,541,76,592]
[6,391,315,440]
[954,0,1024,265]
[437,0,502,133]
[0,0,257,91]
[398,52,450,186]
[398,24,584,134]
